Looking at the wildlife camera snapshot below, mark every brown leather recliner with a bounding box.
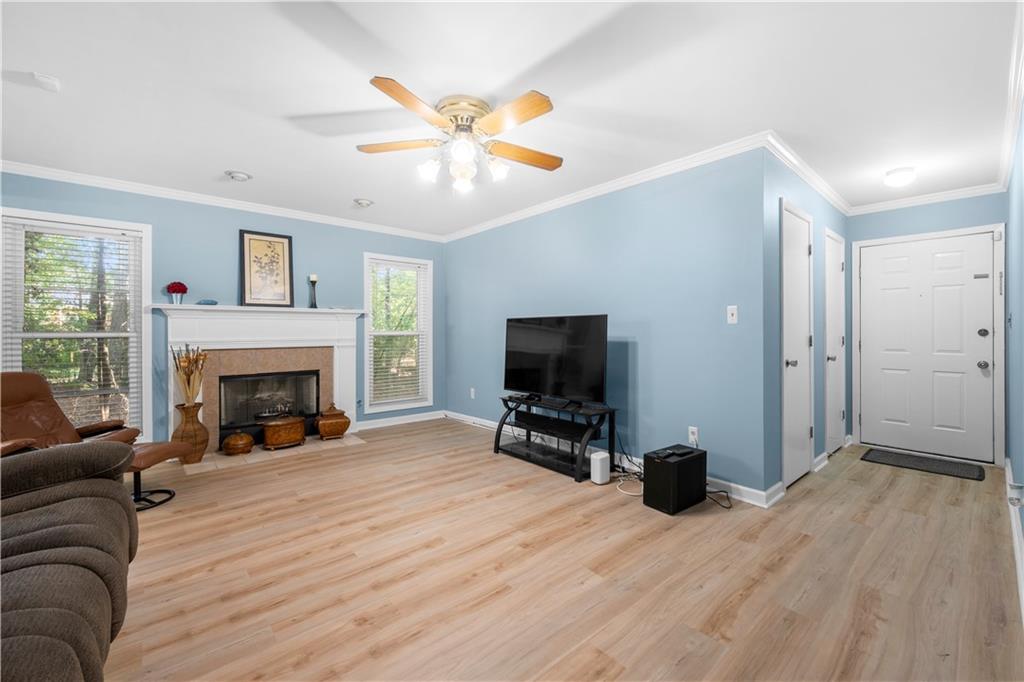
[1,371,191,510]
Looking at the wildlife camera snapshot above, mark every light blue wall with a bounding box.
[444,150,771,489]
[1,172,446,438]
[1007,112,1024,529]
[761,151,849,485]
[846,192,1008,241]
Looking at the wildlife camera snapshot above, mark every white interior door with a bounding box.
[859,232,994,462]
[825,231,846,454]
[782,201,813,486]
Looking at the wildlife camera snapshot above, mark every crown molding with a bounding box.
[846,182,1007,217]
[999,1,1024,188]
[0,160,446,243]
[443,129,849,243]
[444,131,777,242]
[762,133,851,215]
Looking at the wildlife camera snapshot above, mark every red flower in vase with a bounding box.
[166,281,188,294]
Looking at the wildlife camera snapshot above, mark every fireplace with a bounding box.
[218,370,320,447]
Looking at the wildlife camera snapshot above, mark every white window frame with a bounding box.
[1,207,153,441]
[363,252,433,415]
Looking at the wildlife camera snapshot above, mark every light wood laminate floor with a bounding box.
[108,419,1024,681]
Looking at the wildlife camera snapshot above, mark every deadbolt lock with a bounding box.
[978,328,989,337]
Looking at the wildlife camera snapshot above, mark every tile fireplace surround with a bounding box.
[151,305,363,451]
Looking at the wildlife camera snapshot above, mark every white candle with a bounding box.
[309,274,318,282]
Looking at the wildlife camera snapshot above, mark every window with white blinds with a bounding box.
[2,217,145,430]
[364,253,432,413]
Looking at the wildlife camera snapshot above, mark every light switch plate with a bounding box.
[727,305,738,324]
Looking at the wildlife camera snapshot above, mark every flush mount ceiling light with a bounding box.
[883,166,916,188]
[224,170,253,182]
[352,198,374,208]
[356,76,563,194]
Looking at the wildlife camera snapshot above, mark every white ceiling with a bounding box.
[1,2,1017,236]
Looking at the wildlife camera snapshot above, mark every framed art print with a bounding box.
[239,230,294,307]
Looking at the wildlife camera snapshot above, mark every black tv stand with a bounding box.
[493,394,616,482]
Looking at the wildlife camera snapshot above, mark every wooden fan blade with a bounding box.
[486,141,562,171]
[356,139,444,153]
[474,91,552,137]
[370,77,451,131]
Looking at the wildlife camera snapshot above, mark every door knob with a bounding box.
[978,328,989,337]
[978,360,990,369]
[785,359,798,368]
[826,355,837,362]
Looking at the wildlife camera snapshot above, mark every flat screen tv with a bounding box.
[503,315,608,404]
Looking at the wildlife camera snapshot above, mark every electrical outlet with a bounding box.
[688,426,699,446]
[469,387,476,400]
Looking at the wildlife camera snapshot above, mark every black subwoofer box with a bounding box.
[643,444,707,515]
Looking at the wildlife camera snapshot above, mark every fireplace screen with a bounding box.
[219,370,319,428]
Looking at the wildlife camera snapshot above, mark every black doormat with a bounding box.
[861,448,985,481]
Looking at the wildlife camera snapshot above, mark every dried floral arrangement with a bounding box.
[171,344,208,405]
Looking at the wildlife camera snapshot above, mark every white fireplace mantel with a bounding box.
[150,304,364,434]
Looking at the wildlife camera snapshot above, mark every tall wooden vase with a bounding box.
[172,402,209,463]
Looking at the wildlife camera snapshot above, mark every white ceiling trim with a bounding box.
[443,131,794,243]
[846,182,1007,217]
[3,114,1017,244]
[0,160,446,243]
[999,1,1024,187]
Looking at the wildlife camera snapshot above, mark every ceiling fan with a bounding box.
[356,77,562,193]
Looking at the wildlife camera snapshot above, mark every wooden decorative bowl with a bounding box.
[222,430,254,456]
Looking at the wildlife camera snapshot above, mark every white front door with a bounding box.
[825,231,846,454]
[859,232,994,462]
[782,201,813,486]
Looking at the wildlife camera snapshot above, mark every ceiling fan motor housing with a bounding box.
[435,94,492,128]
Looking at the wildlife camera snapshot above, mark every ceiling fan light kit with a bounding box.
[357,76,562,194]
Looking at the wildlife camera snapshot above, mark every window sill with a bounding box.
[363,398,433,415]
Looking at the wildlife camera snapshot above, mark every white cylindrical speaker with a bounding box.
[590,451,610,485]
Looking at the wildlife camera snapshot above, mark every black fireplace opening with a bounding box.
[218,369,320,448]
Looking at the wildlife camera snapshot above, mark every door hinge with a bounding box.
[809,335,813,347]
[858,339,861,351]
[858,413,862,425]
[841,409,846,420]
[841,261,845,271]
[809,426,814,439]
[808,244,813,256]
[841,335,845,347]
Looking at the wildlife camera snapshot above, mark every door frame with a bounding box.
[780,199,815,486]
[824,227,847,454]
[852,223,1006,467]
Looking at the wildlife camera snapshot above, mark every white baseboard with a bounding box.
[706,477,785,509]
[447,410,784,509]
[353,410,447,431]
[844,434,854,447]
[813,452,829,472]
[1006,460,1024,627]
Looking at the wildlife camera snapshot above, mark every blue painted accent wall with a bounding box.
[0,172,447,438]
[761,151,849,485]
[445,151,770,489]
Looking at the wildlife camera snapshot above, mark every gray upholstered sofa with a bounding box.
[1,441,138,682]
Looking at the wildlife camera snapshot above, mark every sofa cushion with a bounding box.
[1,563,113,667]
[2,608,102,682]
[1,635,87,682]
[2,479,138,561]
